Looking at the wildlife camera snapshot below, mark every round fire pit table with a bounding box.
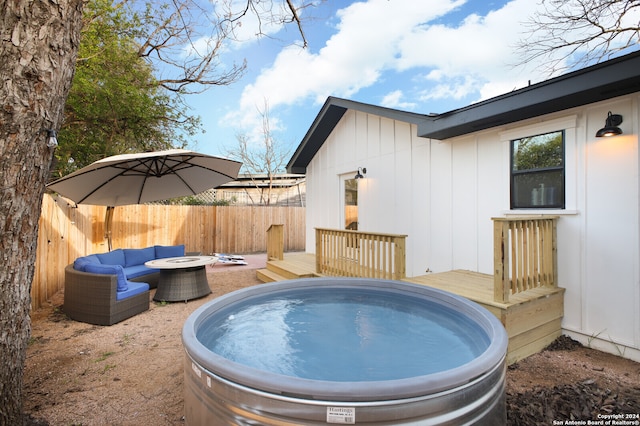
[145,256,217,302]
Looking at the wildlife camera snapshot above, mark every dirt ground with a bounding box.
[22,257,640,425]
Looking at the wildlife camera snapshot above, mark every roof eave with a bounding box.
[287,97,347,174]
[418,52,640,140]
[287,97,427,174]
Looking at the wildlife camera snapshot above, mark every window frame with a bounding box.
[509,129,566,210]
[500,115,577,215]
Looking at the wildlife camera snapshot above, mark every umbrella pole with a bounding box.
[104,206,114,251]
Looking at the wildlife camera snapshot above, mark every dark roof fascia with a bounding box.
[287,96,427,174]
[418,51,640,140]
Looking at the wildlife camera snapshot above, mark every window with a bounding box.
[511,130,565,209]
[344,178,358,230]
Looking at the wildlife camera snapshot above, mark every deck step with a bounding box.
[266,260,317,280]
[256,268,287,283]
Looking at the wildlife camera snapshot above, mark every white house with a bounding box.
[287,51,640,362]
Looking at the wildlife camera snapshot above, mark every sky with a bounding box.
[181,0,631,160]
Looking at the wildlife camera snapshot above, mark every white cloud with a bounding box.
[417,75,481,102]
[218,0,582,142]
[380,90,417,110]
[223,0,465,136]
[396,0,550,102]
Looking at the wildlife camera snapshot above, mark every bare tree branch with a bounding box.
[286,0,307,48]
[224,100,293,205]
[516,0,640,75]
[130,0,317,94]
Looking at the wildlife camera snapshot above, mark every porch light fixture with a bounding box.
[46,129,58,148]
[354,167,367,179]
[595,111,623,137]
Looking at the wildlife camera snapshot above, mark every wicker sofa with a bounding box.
[64,245,184,325]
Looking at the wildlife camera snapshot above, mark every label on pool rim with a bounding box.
[326,407,355,424]
[191,362,202,378]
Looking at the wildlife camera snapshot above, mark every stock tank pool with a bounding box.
[182,278,508,425]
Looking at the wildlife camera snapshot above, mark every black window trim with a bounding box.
[510,129,566,210]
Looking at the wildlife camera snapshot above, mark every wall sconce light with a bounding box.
[46,129,58,148]
[354,167,367,179]
[595,112,623,137]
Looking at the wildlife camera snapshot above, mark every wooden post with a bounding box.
[493,218,510,303]
[393,236,406,280]
[315,228,322,274]
[266,224,284,260]
[551,217,558,288]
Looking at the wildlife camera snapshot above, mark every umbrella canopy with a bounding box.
[47,149,242,206]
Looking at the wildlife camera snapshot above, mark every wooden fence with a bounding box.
[315,228,407,280]
[492,216,559,303]
[32,194,305,309]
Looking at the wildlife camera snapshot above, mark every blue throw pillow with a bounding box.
[84,263,129,292]
[154,244,185,259]
[95,249,126,266]
[123,247,156,267]
[73,258,87,271]
[73,255,101,271]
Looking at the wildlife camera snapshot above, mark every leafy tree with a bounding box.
[513,132,564,171]
[52,0,200,177]
[517,0,640,74]
[0,1,312,422]
[54,0,318,176]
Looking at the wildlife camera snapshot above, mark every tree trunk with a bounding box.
[0,0,83,423]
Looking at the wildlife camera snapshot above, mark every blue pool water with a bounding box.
[196,288,490,381]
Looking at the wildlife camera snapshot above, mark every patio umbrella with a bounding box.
[47,149,242,249]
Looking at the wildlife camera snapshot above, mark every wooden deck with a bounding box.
[257,252,565,365]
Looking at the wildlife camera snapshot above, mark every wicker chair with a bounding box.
[63,265,158,326]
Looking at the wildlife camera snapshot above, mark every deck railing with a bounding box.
[492,216,559,303]
[315,228,407,279]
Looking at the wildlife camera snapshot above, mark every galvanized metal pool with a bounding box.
[182,278,508,425]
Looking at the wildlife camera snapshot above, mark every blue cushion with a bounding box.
[124,264,158,280]
[116,281,149,301]
[95,249,125,266]
[73,258,89,271]
[154,244,185,259]
[84,263,128,292]
[73,255,100,271]
[123,247,156,267]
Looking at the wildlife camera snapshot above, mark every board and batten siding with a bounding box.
[581,98,639,357]
[304,96,640,362]
[305,110,430,277]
